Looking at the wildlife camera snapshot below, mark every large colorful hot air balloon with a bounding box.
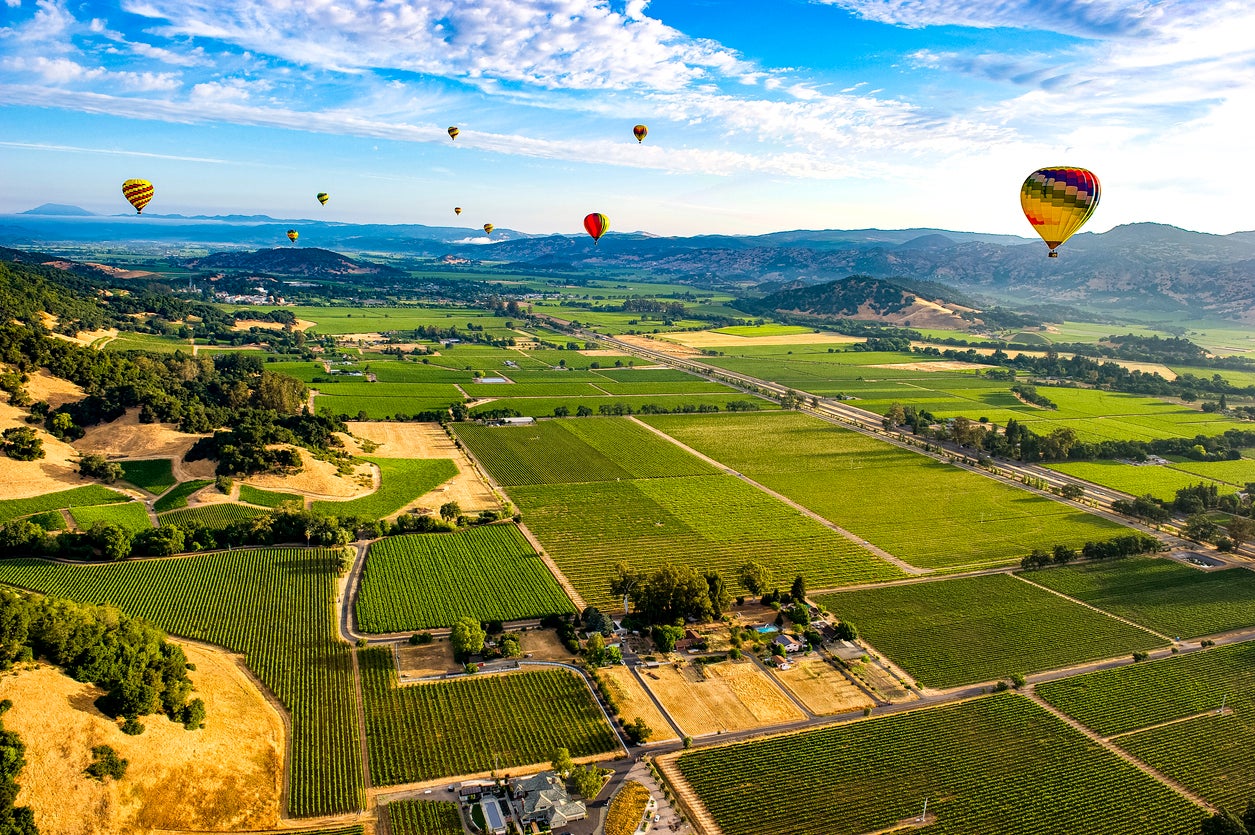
[454,207,462,216]
[583,212,609,245]
[482,223,494,236]
[286,229,299,243]
[122,179,154,214]
[316,192,329,206]
[448,126,460,141]
[1020,167,1100,257]
[633,124,648,143]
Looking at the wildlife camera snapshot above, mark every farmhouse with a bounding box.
[774,634,805,653]
[511,771,587,830]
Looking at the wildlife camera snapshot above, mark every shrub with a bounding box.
[85,745,128,780]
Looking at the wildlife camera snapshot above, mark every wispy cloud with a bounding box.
[0,139,229,163]
[818,0,1168,38]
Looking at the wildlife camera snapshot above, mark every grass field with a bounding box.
[239,483,303,508]
[676,693,1204,835]
[315,391,464,420]
[386,800,464,835]
[69,501,153,534]
[159,502,268,529]
[119,459,177,494]
[1046,460,1231,501]
[359,649,618,785]
[311,458,457,518]
[25,510,65,531]
[454,418,719,486]
[0,549,363,817]
[711,324,816,337]
[816,574,1165,689]
[642,412,1127,570]
[0,485,129,522]
[357,526,574,631]
[152,480,213,512]
[512,475,901,609]
[1022,558,1255,639]
[1038,641,1255,810]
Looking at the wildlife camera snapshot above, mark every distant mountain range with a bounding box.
[4,206,1254,320]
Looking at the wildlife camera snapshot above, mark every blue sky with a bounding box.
[1,0,1252,237]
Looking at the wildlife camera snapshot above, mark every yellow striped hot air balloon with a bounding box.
[454,207,462,216]
[122,179,154,214]
[482,223,494,236]
[633,124,648,143]
[1020,167,1100,257]
[287,229,299,244]
[448,126,460,141]
[316,192,329,206]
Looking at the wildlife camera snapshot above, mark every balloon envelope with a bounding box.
[454,207,462,215]
[583,212,610,244]
[633,124,648,143]
[316,192,329,206]
[482,223,494,235]
[448,126,460,140]
[122,179,154,214]
[1020,167,1100,257]
[286,229,298,243]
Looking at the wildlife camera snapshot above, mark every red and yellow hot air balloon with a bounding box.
[454,207,462,216]
[286,229,299,244]
[633,124,648,143]
[1020,166,1100,257]
[482,223,494,236]
[583,212,609,245]
[316,192,329,206]
[122,179,154,214]
[448,126,460,141]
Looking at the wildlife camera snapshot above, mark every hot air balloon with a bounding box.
[316,192,329,206]
[122,179,154,214]
[483,223,494,236]
[633,124,648,143]
[583,212,609,245]
[454,207,462,216]
[287,229,299,243]
[1020,167,1100,257]
[448,126,460,141]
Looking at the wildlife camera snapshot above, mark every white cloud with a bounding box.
[818,0,1169,38]
[0,140,228,163]
[4,0,22,9]
[3,56,180,91]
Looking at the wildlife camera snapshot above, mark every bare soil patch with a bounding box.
[230,319,317,332]
[616,335,702,357]
[519,629,577,662]
[868,360,992,372]
[0,399,91,499]
[75,409,205,461]
[577,349,629,357]
[396,641,458,678]
[845,657,917,704]
[84,262,157,281]
[772,654,873,715]
[640,659,803,736]
[1,642,283,835]
[597,667,677,743]
[243,447,374,499]
[21,369,86,408]
[346,422,497,513]
[659,330,861,348]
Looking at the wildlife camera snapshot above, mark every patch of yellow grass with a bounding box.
[640,659,802,736]
[772,655,873,715]
[598,666,677,743]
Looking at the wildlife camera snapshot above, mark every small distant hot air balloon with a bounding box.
[316,192,329,206]
[633,124,648,143]
[448,126,460,141]
[454,207,462,216]
[583,213,609,245]
[1020,166,1100,257]
[287,229,299,244]
[483,223,494,236]
[122,179,154,214]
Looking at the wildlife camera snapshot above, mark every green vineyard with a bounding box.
[159,502,268,529]
[239,483,303,508]
[311,457,457,518]
[118,458,177,495]
[0,485,129,522]
[386,800,465,835]
[69,500,154,534]
[0,550,363,817]
[152,479,213,512]
[817,573,1165,689]
[676,694,1204,835]
[357,525,573,631]
[359,648,618,785]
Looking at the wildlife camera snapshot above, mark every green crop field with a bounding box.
[103,332,193,353]
[455,418,718,486]
[357,526,573,631]
[239,483,303,508]
[1166,457,1255,488]
[159,502,268,529]
[119,459,177,495]
[817,574,1164,689]
[0,485,130,522]
[710,324,816,337]
[467,394,771,419]
[0,549,362,817]
[677,694,1203,835]
[25,510,65,531]
[1046,461,1230,501]
[642,412,1127,570]
[386,800,464,835]
[1039,642,1255,810]
[69,501,153,534]
[1022,558,1255,639]
[512,475,901,609]
[359,649,618,785]
[152,480,213,512]
[311,457,457,519]
[316,392,464,420]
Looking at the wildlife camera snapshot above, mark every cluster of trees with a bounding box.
[185,410,345,476]
[0,700,36,834]
[609,563,734,625]
[1114,482,1255,538]
[0,427,42,461]
[850,336,911,352]
[0,589,201,733]
[1010,383,1056,409]
[1020,534,1161,569]
[1200,802,1255,835]
[547,400,755,419]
